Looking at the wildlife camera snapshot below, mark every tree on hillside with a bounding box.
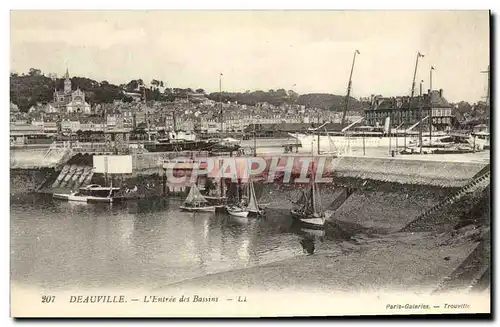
[10,70,126,110]
[126,80,140,91]
[28,68,42,77]
[287,90,299,103]
[151,79,160,88]
[122,95,133,103]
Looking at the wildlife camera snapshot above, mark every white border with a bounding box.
[2,2,497,326]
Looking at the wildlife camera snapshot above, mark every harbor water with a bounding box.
[11,193,312,291]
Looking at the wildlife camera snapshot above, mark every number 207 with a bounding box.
[41,296,55,303]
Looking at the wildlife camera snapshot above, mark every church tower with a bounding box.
[64,68,72,94]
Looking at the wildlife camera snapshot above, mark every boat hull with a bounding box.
[180,205,216,212]
[87,196,113,203]
[215,206,229,213]
[290,133,448,153]
[227,206,250,217]
[291,210,325,229]
[247,210,265,217]
[53,193,88,202]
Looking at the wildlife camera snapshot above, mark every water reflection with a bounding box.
[299,237,316,255]
[11,196,307,290]
[289,220,327,255]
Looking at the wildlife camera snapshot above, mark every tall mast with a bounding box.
[253,117,257,156]
[481,65,490,132]
[409,52,424,154]
[429,65,435,147]
[341,49,360,129]
[219,73,223,135]
[430,66,435,91]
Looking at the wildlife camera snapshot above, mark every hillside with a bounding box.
[10,73,126,111]
[206,90,365,112]
[297,93,364,111]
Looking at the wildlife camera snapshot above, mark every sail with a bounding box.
[246,182,260,212]
[295,188,313,215]
[184,184,208,205]
[310,182,324,216]
[293,189,308,206]
[302,187,315,216]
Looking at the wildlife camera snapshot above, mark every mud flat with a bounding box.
[161,169,490,296]
[160,231,478,294]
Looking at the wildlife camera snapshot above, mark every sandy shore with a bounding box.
[159,230,479,295]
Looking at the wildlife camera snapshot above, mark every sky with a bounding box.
[10,10,490,103]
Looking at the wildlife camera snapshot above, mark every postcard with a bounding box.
[9,10,490,318]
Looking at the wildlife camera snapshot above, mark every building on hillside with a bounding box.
[53,68,91,114]
[60,119,81,133]
[364,89,453,131]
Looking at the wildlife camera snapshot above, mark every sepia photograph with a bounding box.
[8,9,491,318]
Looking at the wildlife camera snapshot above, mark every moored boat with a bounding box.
[290,162,326,229]
[227,205,249,217]
[53,191,88,202]
[226,180,265,218]
[78,184,123,203]
[289,131,447,154]
[180,183,216,212]
[245,181,265,217]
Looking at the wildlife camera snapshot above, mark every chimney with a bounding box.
[439,89,443,97]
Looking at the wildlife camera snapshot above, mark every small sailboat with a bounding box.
[180,183,216,212]
[53,190,88,202]
[245,181,265,217]
[227,180,265,218]
[227,181,249,217]
[226,205,250,217]
[290,173,326,229]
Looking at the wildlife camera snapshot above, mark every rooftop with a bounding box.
[367,89,452,111]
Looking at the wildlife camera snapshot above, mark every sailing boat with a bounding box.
[180,183,216,212]
[245,181,265,217]
[227,180,264,218]
[290,162,326,229]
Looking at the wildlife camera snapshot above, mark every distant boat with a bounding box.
[180,183,216,212]
[143,132,240,153]
[289,131,448,154]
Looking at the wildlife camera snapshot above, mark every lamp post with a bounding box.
[219,73,223,134]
